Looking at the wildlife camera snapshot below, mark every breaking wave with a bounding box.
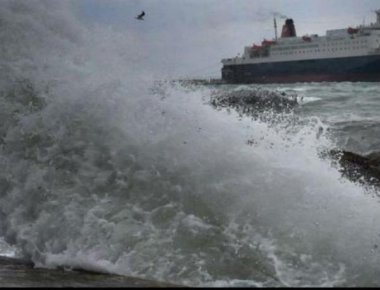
[1,1,380,287]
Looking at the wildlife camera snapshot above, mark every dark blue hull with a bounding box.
[222,55,380,83]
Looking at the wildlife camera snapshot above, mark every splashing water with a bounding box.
[1,1,380,287]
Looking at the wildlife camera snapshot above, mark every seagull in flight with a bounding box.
[136,11,145,20]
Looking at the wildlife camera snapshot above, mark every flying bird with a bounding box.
[136,11,145,20]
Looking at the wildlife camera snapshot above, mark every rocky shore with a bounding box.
[328,150,380,189]
[0,256,183,288]
[210,88,380,191]
[210,88,299,114]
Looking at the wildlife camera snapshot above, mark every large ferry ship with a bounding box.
[221,10,380,83]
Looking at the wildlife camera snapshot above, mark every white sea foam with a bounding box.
[1,1,380,288]
[0,238,17,258]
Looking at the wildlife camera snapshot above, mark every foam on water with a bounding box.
[0,238,16,258]
[298,96,321,104]
[1,1,380,287]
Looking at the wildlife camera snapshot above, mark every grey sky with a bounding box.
[77,0,380,78]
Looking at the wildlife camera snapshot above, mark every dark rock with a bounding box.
[208,87,380,190]
[210,89,298,117]
[367,152,380,169]
[0,256,184,288]
[327,149,380,188]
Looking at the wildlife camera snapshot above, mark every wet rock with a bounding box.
[209,88,380,190]
[328,150,380,188]
[210,89,298,115]
[0,256,184,288]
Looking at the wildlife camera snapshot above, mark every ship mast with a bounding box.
[274,17,278,40]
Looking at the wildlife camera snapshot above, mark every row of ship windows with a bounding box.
[272,45,318,51]
[323,40,367,46]
[273,40,368,51]
[272,46,366,55]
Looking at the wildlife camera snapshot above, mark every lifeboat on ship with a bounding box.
[261,39,276,46]
[347,27,359,34]
[251,44,263,57]
[302,36,312,42]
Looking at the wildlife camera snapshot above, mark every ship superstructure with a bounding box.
[222,10,380,83]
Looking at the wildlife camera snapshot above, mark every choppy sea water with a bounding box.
[1,1,380,287]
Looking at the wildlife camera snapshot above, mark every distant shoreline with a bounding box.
[175,78,227,86]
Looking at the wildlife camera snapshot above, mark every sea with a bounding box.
[1,1,380,287]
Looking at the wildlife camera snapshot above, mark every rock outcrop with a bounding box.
[0,256,183,287]
[329,150,380,188]
[210,89,299,116]
[209,88,380,189]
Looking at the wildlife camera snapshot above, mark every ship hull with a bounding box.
[222,55,380,84]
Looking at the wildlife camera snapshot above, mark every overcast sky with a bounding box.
[76,0,380,78]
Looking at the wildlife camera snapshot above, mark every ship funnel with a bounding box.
[281,18,297,38]
[376,10,380,24]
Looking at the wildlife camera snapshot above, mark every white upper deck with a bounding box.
[222,10,380,66]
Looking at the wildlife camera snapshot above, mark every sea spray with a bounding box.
[1,1,380,287]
